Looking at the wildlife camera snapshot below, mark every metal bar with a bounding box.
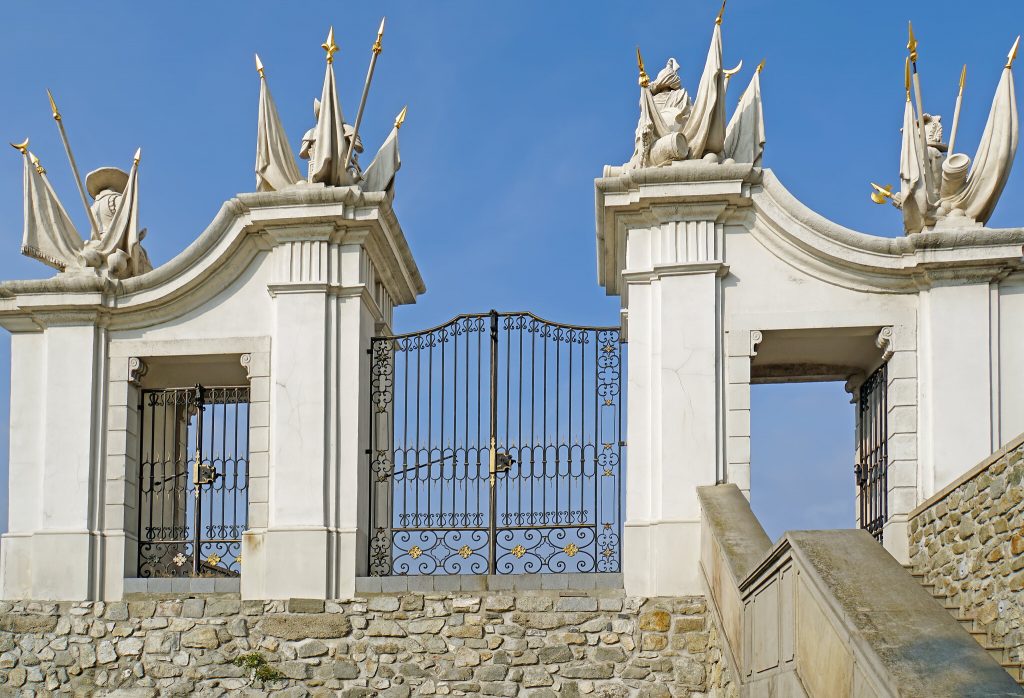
[192,385,205,576]
[488,309,499,575]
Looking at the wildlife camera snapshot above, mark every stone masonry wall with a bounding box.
[0,590,735,697]
[909,434,1024,665]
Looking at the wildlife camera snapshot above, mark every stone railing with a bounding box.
[0,589,733,695]
[909,431,1024,665]
[698,484,1021,697]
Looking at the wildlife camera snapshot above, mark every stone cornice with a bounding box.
[596,163,1024,297]
[0,185,425,332]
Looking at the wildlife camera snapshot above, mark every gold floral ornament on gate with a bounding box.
[408,545,423,559]
[206,553,222,567]
[563,543,579,557]
[173,553,187,567]
[511,544,527,558]
[458,545,472,559]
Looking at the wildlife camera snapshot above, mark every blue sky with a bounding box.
[0,1,1021,541]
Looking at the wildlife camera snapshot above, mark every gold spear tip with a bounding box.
[255,53,265,78]
[756,58,766,74]
[322,26,339,64]
[133,147,142,164]
[906,21,919,62]
[29,152,45,175]
[46,89,61,121]
[870,182,893,204]
[959,64,967,92]
[1007,36,1020,68]
[635,46,650,87]
[9,138,29,155]
[395,105,408,129]
[716,0,727,25]
[373,16,386,54]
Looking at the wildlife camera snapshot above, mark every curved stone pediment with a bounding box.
[0,185,425,331]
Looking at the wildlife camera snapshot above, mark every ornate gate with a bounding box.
[855,364,888,541]
[368,311,623,575]
[137,385,250,577]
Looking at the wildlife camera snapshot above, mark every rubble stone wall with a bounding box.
[0,590,736,696]
[909,433,1024,664]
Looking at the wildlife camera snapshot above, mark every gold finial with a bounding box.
[716,0,726,25]
[46,89,61,121]
[255,53,265,79]
[636,47,650,88]
[133,147,142,165]
[1007,36,1020,69]
[869,182,893,205]
[29,153,45,175]
[322,26,339,64]
[394,105,408,129]
[958,64,966,95]
[9,138,29,155]
[373,17,385,55]
[904,56,911,101]
[907,21,918,63]
[756,58,766,74]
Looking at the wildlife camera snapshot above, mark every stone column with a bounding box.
[597,166,751,596]
[1,311,108,600]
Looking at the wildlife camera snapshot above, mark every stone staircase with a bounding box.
[909,568,1024,686]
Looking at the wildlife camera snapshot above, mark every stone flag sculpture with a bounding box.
[14,145,82,271]
[253,22,406,195]
[723,62,766,167]
[872,28,1020,233]
[626,1,765,169]
[255,54,304,192]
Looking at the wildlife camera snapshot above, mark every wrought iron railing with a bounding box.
[368,311,624,575]
[137,385,250,577]
[856,364,888,540]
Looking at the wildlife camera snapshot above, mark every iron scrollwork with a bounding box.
[368,311,624,576]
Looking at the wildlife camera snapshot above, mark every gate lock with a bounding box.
[492,451,515,474]
[194,461,220,485]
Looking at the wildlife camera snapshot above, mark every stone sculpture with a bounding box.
[256,22,405,194]
[871,27,1020,234]
[626,1,766,170]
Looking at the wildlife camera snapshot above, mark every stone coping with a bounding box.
[910,431,1024,519]
[355,573,623,594]
[123,577,240,595]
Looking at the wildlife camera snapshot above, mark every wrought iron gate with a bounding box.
[855,364,888,540]
[137,385,250,577]
[368,311,623,575]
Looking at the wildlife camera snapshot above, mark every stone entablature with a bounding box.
[0,591,733,696]
[909,431,1024,667]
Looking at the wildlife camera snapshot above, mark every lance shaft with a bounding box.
[343,18,385,173]
[47,90,100,236]
[948,66,966,155]
[907,25,933,197]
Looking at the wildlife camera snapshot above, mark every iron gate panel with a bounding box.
[856,364,888,541]
[368,311,623,575]
[137,385,250,577]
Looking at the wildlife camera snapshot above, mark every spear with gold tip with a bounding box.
[343,17,386,173]
[636,47,650,88]
[906,22,933,195]
[1008,35,1021,69]
[716,0,727,25]
[947,65,966,155]
[46,89,100,235]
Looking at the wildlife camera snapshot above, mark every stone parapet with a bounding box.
[909,431,1024,666]
[0,590,734,696]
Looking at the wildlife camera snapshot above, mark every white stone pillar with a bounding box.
[917,277,996,498]
[597,168,750,596]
